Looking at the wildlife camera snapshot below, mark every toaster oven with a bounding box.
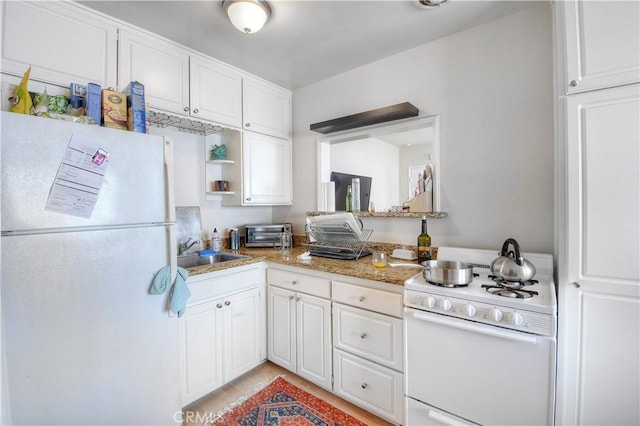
[244,223,292,248]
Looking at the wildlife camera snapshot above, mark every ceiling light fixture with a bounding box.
[413,0,449,9]
[222,0,272,34]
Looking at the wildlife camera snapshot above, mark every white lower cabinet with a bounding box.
[334,349,403,424]
[267,284,332,390]
[180,266,265,406]
[332,281,404,424]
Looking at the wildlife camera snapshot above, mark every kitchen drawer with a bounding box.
[333,303,403,371]
[333,348,404,425]
[188,267,262,305]
[332,281,402,318]
[267,268,330,299]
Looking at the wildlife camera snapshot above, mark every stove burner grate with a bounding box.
[482,283,539,299]
[488,275,538,287]
[427,280,469,288]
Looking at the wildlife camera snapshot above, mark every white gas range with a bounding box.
[403,246,557,426]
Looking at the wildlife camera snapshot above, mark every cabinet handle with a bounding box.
[360,332,367,339]
[569,80,578,87]
[193,108,199,114]
[359,296,366,302]
[289,295,295,301]
[245,122,251,127]
[246,197,251,201]
[291,280,297,285]
[296,297,301,302]
[571,282,581,288]
[216,303,223,309]
[224,300,231,306]
[361,383,368,389]
[183,106,190,112]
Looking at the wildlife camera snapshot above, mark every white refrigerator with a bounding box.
[1,112,181,425]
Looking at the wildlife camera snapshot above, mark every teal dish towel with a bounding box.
[150,266,190,317]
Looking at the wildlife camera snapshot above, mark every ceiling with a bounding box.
[80,0,539,90]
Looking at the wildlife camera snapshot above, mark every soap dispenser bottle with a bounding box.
[211,228,221,253]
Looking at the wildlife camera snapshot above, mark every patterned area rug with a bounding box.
[207,377,367,426]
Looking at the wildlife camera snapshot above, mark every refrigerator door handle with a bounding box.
[163,136,177,292]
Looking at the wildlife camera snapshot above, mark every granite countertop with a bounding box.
[184,246,422,286]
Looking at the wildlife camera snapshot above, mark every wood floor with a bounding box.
[182,361,393,425]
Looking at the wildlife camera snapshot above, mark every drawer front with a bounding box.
[333,303,403,371]
[188,267,262,305]
[333,349,404,425]
[332,281,402,317]
[267,268,330,298]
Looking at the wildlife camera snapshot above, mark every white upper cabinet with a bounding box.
[1,1,117,88]
[243,77,291,139]
[241,132,292,205]
[118,27,190,114]
[562,0,640,94]
[190,54,243,128]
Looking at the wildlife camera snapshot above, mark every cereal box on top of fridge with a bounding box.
[122,81,146,133]
[102,89,127,130]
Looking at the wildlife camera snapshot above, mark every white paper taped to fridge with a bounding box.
[45,134,111,218]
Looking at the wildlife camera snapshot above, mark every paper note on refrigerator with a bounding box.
[45,134,110,218]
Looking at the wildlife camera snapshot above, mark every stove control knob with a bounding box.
[424,296,436,308]
[489,308,503,322]
[464,304,477,317]
[439,299,452,311]
[508,312,524,326]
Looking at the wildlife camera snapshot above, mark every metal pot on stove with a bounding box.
[390,260,475,286]
[490,238,536,282]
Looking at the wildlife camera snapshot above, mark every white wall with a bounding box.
[277,3,554,253]
[150,126,273,244]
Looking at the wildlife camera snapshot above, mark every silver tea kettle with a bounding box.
[490,238,536,282]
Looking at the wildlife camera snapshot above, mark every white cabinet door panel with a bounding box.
[118,28,189,114]
[242,132,292,205]
[563,0,640,93]
[296,294,332,391]
[224,288,262,382]
[243,77,291,139]
[267,286,296,371]
[180,300,223,405]
[558,84,640,425]
[1,1,117,88]
[190,55,242,128]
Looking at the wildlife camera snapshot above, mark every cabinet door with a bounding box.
[296,293,332,390]
[267,286,296,371]
[190,55,242,128]
[557,84,640,425]
[179,299,224,406]
[118,28,190,115]
[1,1,117,88]
[223,288,262,382]
[563,0,640,94]
[242,132,292,205]
[242,77,291,139]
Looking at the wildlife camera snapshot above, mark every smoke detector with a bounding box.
[413,0,449,9]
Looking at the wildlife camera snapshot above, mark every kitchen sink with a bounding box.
[177,252,250,269]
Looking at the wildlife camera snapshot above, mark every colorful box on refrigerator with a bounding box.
[86,83,101,125]
[122,81,146,133]
[102,89,128,130]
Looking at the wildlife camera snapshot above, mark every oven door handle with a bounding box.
[408,310,539,344]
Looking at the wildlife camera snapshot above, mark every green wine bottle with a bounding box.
[417,215,432,262]
[345,184,352,212]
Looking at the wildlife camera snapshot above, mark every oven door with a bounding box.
[404,307,556,426]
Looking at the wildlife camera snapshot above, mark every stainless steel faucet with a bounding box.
[178,238,199,255]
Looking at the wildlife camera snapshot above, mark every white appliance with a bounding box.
[404,246,557,425]
[1,112,180,425]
